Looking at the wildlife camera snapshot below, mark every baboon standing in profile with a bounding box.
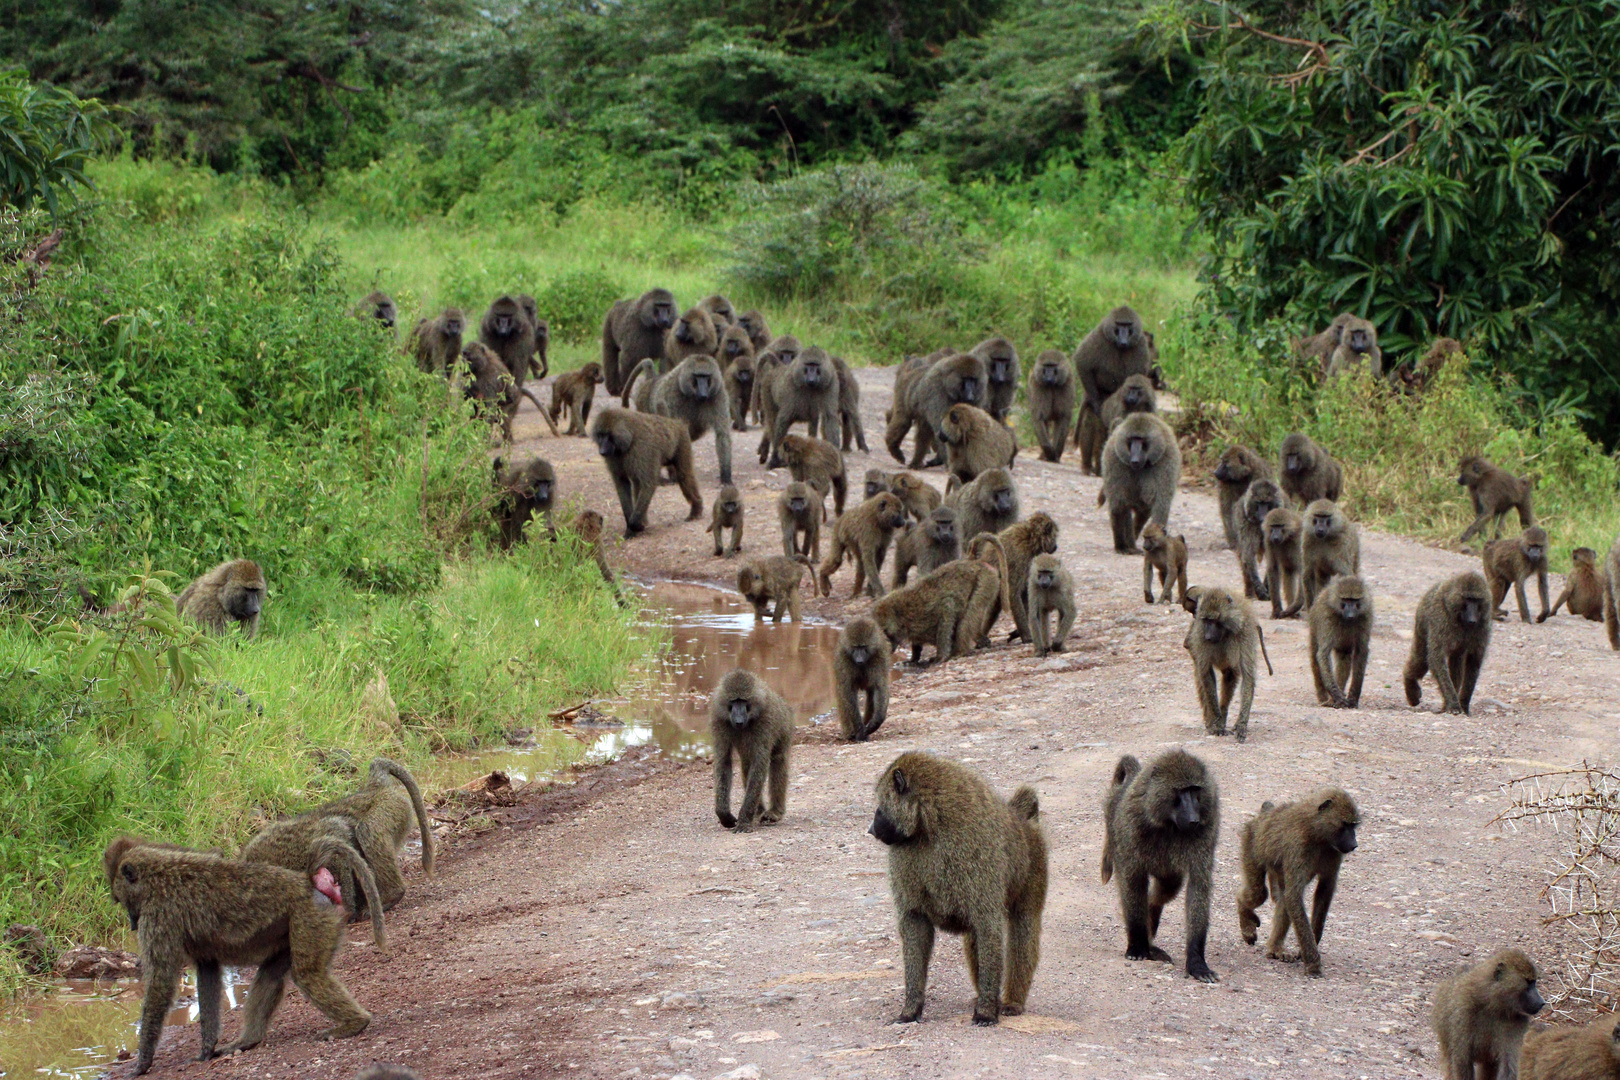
[1213,445,1273,551]
[870,752,1047,1025]
[777,482,820,560]
[492,456,556,548]
[1077,372,1156,475]
[817,492,908,599]
[970,335,1021,422]
[590,407,704,537]
[1187,586,1271,741]
[710,484,744,556]
[1431,949,1545,1080]
[1278,432,1343,507]
[1098,413,1181,554]
[830,353,869,452]
[1547,546,1607,622]
[549,361,603,436]
[1026,553,1075,657]
[1140,522,1188,606]
[939,403,1017,486]
[1100,749,1220,983]
[1521,1015,1620,1079]
[600,288,677,396]
[1458,456,1537,543]
[723,347,757,433]
[480,295,539,389]
[1026,349,1075,462]
[1301,499,1361,609]
[1262,507,1305,618]
[1323,315,1381,379]
[710,669,793,832]
[736,555,814,623]
[1235,478,1284,602]
[1483,526,1551,623]
[1072,305,1154,461]
[834,616,891,741]
[178,559,267,638]
[885,352,986,468]
[997,511,1059,644]
[1309,576,1372,708]
[1404,571,1493,714]
[759,346,842,469]
[1235,788,1359,977]
[408,307,464,375]
[891,507,960,589]
[947,467,1019,544]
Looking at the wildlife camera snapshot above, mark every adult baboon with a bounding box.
[516,294,549,380]
[354,291,396,331]
[864,467,895,500]
[1261,507,1305,618]
[1301,499,1361,610]
[724,348,757,433]
[178,559,267,639]
[1026,349,1075,462]
[662,305,719,368]
[408,307,464,375]
[1608,541,1620,650]
[549,361,603,436]
[1213,445,1273,551]
[891,507,960,589]
[1140,523,1188,606]
[1484,526,1551,623]
[1077,373,1157,475]
[777,482,820,560]
[1404,571,1493,714]
[493,456,556,548]
[830,354,869,453]
[870,536,1010,665]
[1278,433,1343,507]
[710,669,793,832]
[1432,949,1544,1080]
[939,403,1017,486]
[590,407,704,537]
[1072,305,1154,459]
[737,554,813,622]
[1458,456,1536,543]
[758,346,841,468]
[736,309,772,354]
[719,323,754,368]
[780,432,847,517]
[971,336,1021,422]
[1098,413,1181,554]
[1188,587,1271,741]
[1308,576,1373,708]
[601,288,677,396]
[885,352,987,468]
[870,752,1047,1025]
[834,616,891,741]
[1235,788,1359,977]
[1521,1015,1620,1080]
[459,341,553,441]
[817,493,908,599]
[946,466,1020,545]
[105,838,370,1074]
[1295,312,1353,368]
[699,293,736,327]
[1100,749,1220,982]
[1547,546,1606,622]
[1235,479,1284,602]
[1324,315,1381,380]
[1026,553,1075,657]
[621,353,733,484]
[480,295,539,388]
[998,512,1059,644]
[889,471,943,521]
[710,484,744,557]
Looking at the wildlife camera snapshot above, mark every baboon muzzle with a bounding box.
[1113,325,1134,347]
[1127,440,1146,466]
[692,375,713,398]
[676,322,693,343]
[1521,987,1545,1016]
[959,377,980,401]
[1202,619,1224,643]
[994,493,1013,513]
[728,701,752,728]
[535,482,551,503]
[1171,790,1202,830]
[1333,826,1357,854]
[869,807,907,845]
[849,646,870,665]
[495,316,513,335]
[595,436,616,457]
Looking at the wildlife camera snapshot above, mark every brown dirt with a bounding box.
[121,368,1620,1080]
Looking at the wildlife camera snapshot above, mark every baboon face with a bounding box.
[639,290,677,331]
[702,295,736,324]
[1196,590,1243,644]
[580,362,604,384]
[364,292,396,327]
[1267,522,1289,545]
[767,335,803,364]
[1490,951,1544,1017]
[1457,457,1486,487]
[532,479,554,505]
[978,339,1016,384]
[679,358,721,401]
[488,297,523,337]
[1245,481,1282,524]
[576,511,604,542]
[737,568,760,599]
[797,349,829,388]
[440,308,465,337]
[928,509,957,547]
[1311,510,1336,538]
[864,470,890,499]
[1124,435,1153,468]
[1213,446,1257,484]
[788,493,808,515]
[875,493,908,531]
[1146,772,1211,833]
[1033,557,1059,589]
[1281,435,1312,475]
[848,641,873,665]
[1312,792,1361,854]
[739,312,766,339]
[1573,547,1597,568]
[1141,524,1166,553]
[724,692,761,730]
[1522,527,1548,565]
[721,329,749,361]
[953,372,982,405]
[594,421,631,458]
[869,764,920,846]
[1106,306,1141,349]
[223,569,266,621]
[1035,355,1067,386]
[1448,578,1491,627]
[672,308,713,348]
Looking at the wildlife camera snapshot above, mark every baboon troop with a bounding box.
[1236,788,1359,977]
[1140,522,1187,606]
[1026,553,1075,657]
[939,402,1016,485]
[777,481,820,560]
[710,484,744,556]
[1431,949,1544,1080]
[1279,432,1343,507]
[1483,526,1551,622]
[601,288,677,396]
[493,456,556,548]
[890,506,960,588]
[736,555,813,622]
[591,407,703,536]
[1300,499,1361,610]
[1098,412,1180,554]
[1547,546,1606,622]
[1405,571,1493,714]
[1026,349,1075,462]
[1308,576,1372,708]
[1458,455,1537,543]
[834,616,891,741]
[178,559,267,638]
[817,492,908,599]
[709,669,793,831]
[1186,587,1270,741]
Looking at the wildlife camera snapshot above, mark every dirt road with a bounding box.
[122,367,1620,1080]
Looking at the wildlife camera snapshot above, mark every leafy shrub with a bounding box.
[0,70,109,212]
[534,267,625,344]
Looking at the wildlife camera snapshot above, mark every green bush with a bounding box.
[535,267,626,344]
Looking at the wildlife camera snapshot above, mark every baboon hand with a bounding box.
[1186,959,1219,983]
[716,810,736,829]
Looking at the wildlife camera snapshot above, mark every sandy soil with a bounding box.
[119,367,1620,1080]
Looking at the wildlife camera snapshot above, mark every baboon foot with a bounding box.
[716,811,737,829]
[1186,961,1219,983]
[317,1017,371,1040]
[1267,948,1300,963]
[758,810,783,825]
[894,1001,924,1024]
[1126,945,1174,964]
[1304,962,1323,978]
[1000,1001,1026,1016]
[1116,545,1143,555]
[1050,642,1065,652]
[216,1038,262,1057]
[972,1009,1000,1026]
[1233,726,1248,743]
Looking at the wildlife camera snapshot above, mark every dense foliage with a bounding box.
[0,70,109,211]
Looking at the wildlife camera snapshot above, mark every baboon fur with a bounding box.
[1431,949,1545,1080]
[480,295,539,388]
[549,361,603,436]
[1026,553,1075,657]
[698,293,736,327]
[354,290,396,330]
[892,507,961,589]
[1404,571,1493,714]
[758,345,841,468]
[777,482,821,560]
[1026,349,1075,463]
[1077,373,1157,476]
[870,536,1011,665]
[178,559,267,639]
[1607,540,1620,650]
[1235,788,1360,976]
[1522,1015,1620,1080]
[1484,526,1551,623]
[1188,587,1271,741]
[1459,456,1537,543]
[663,305,720,367]
[737,309,772,353]
[1295,313,1355,368]
[1140,522,1188,606]
[590,407,704,537]
[1396,336,1462,394]
[831,353,869,452]
[1279,432,1344,508]
[998,512,1059,643]
[710,484,744,557]
[1323,315,1382,380]
[1213,445,1274,551]
[1262,506,1305,618]
[736,554,814,623]
[1548,546,1607,622]
[408,307,465,376]
[601,288,677,397]
[355,1067,424,1080]
[889,471,943,521]
[864,467,896,501]
[817,492,908,599]
[940,402,1017,486]
[621,352,733,484]
[1100,749,1220,982]
[1072,305,1154,470]
[1098,413,1181,554]
[834,616,891,741]
[1308,576,1373,708]
[572,509,617,589]
[245,825,386,950]
[870,752,1047,1025]
[1301,499,1361,610]
[723,346,757,433]
[710,669,793,832]
[970,335,1021,422]
[1235,479,1283,602]
[516,294,549,380]
[885,351,987,469]
[460,341,552,441]
[493,456,556,549]
[780,432,847,517]
[946,466,1020,545]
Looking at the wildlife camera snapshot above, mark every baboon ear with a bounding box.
[892,768,908,796]
[1493,962,1506,980]
[121,863,138,884]
[1318,798,1335,813]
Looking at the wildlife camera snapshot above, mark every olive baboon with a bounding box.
[885,352,987,468]
[710,669,793,832]
[1213,445,1273,551]
[662,305,720,367]
[1431,949,1545,1080]
[516,294,549,380]
[1100,749,1220,982]
[719,323,754,368]
[1188,587,1271,741]
[817,492,908,599]
[870,536,1010,665]
[1324,315,1381,380]
[1308,575,1373,708]
[1236,788,1359,977]
[758,346,841,468]
[835,616,891,741]
[780,432,847,517]
[998,512,1059,644]
[864,467,895,500]
[1458,456,1537,543]
[1077,373,1156,475]
[408,307,465,375]
[1140,523,1188,606]
[1301,499,1361,610]
[870,752,1047,1025]
[1026,349,1075,462]
[940,403,1017,486]
[1262,507,1305,618]
[1395,337,1462,393]
[1098,413,1181,554]
[1278,433,1343,508]
[1521,1015,1620,1080]
[891,507,960,589]
[1180,584,1207,617]
[1295,313,1354,368]
[749,333,803,424]
[1608,541,1620,650]
[459,341,554,441]
[1404,571,1493,714]
[493,456,555,548]
[889,471,943,521]
[246,827,386,949]
[354,291,396,330]
[480,295,538,388]
[601,288,677,396]
[178,559,267,638]
[1233,476,1284,601]
[830,354,869,453]
[1547,546,1606,622]
[355,1066,424,1080]
[590,407,704,537]
[970,336,1020,422]
[549,361,603,436]
[572,509,617,589]
[946,466,1020,544]
[621,353,733,484]
[1026,553,1075,657]
[777,481,820,560]
[724,347,757,433]
[699,293,736,327]
[737,309,772,353]
[1484,526,1551,623]
[736,554,814,623]
[710,484,744,556]
[1072,305,1154,464]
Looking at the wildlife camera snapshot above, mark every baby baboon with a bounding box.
[889,471,943,521]
[1073,304,1155,421]
[408,307,465,376]
[736,309,772,353]
[1140,522,1188,606]
[1213,445,1273,550]
[947,466,1020,544]
[460,341,553,441]
[1301,499,1361,609]
[493,456,556,548]
[1458,456,1537,542]
[1188,586,1271,741]
[590,407,704,537]
[623,352,734,484]
[1295,312,1354,369]
[662,305,720,367]
[1323,315,1382,379]
[1236,788,1360,976]
[1026,553,1075,657]
[998,511,1059,643]
[864,467,895,500]
[970,335,1021,422]
[780,432,847,517]
[354,290,396,330]
[1404,571,1493,714]
[600,288,677,396]
[1077,372,1157,475]
[1484,526,1551,623]
[549,361,603,436]
[1026,349,1075,462]
[777,481,820,560]
[480,294,538,389]
[1100,749,1220,982]
[1278,432,1343,507]
[834,616,892,741]
[1309,575,1373,708]
[758,345,841,468]
[1232,477,1284,602]
[870,752,1047,1024]
[939,403,1017,486]
[1608,542,1620,650]
[1521,1015,1620,1080]
[885,351,986,468]
[1098,413,1181,554]
[891,507,960,588]
[517,294,549,380]
[710,484,744,557]
[178,559,267,638]
[723,348,757,432]
[710,669,793,831]
[572,509,617,588]
[106,838,370,1074]
[871,536,1010,665]
[699,293,736,327]
[817,492,908,599]
[829,353,868,452]
[1432,949,1545,1080]
[1262,507,1305,618]
[1547,546,1607,622]
[736,554,814,622]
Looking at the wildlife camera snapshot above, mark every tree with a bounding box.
[0,69,109,212]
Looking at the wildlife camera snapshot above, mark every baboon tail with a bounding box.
[522,386,559,436]
[370,758,435,877]
[969,534,1012,628]
[1100,838,1114,884]
[1008,785,1039,822]
[1111,754,1141,789]
[620,359,656,408]
[312,829,387,952]
[1255,623,1274,676]
[1096,488,1106,508]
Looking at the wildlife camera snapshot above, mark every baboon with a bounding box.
[870,753,1047,1025]
[1547,546,1606,622]
[1026,553,1075,657]
[885,352,986,468]
[1261,507,1305,618]
[891,507,960,589]
[621,353,733,484]
[178,559,266,638]
[517,294,549,380]
[719,323,754,368]
[1458,456,1537,543]
[1026,349,1075,462]
[1180,584,1207,616]
[1100,749,1220,982]
[105,838,371,1074]
[408,307,465,375]
[1608,541,1620,650]
[1404,571,1493,715]
[777,482,820,560]
[1072,305,1154,462]
[354,291,396,330]
[747,341,789,429]
[1301,499,1361,609]
[247,826,386,949]
[572,509,617,589]
[549,361,603,435]
[889,471,943,521]
[699,293,736,328]
[780,432,847,517]
[480,295,539,388]
[1213,445,1273,551]
[601,288,677,396]
[946,466,1019,545]
[971,336,1021,422]
[710,669,793,831]
[758,345,841,468]
[830,354,869,452]
[1323,315,1382,379]
[1308,576,1373,708]
[887,353,938,437]
[459,341,554,441]
[493,456,556,548]
[834,616,892,741]
[865,467,895,500]
[1396,337,1462,393]
[662,305,720,367]
[1140,522,1188,606]
[1295,312,1354,368]
[1235,788,1359,977]
[710,484,744,557]
[724,347,757,433]
[1188,587,1271,741]
[736,555,814,623]
[590,407,704,537]
[939,403,1017,486]
[1522,1015,1620,1080]
[1278,432,1343,507]
[736,309,772,354]
[1098,413,1181,554]
[998,512,1059,644]
[1432,949,1545,1080]
[870,535,1010,665]
[1484,526,1551,623]
[1077,373,1157,475]
[817,492,908,599]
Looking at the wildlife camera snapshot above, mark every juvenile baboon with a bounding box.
[354,290,396,330]
[736,554,814,623]
[830,354,869,452]
[572,509,617,589]
[601,288,677,396]
[1278,433,1343,507]
[590,407,704,537]
[817,492,908,599]
[1484,526,1551,623]
[780,433,847,517]
[516,294,549,380]
[710,669,793,832]
[998,512,1059,644]
[1547,546,1607,622]
[864,467,895,500]
[459,341,553,441]
[480,295,539,388]
[493,456,556,549]
[1098,413,1181,554]
[870,753,1047,1025]
[699,293,736,327]
[946,466,1020,545]
[1404,571,1493,714]
[971,335,1021,422]
[662,305,720,367]
[1188,587,1271,741]
[885,352,987,468]
[736,309,772,354]
[105,838,370,1074]
[408,307,465,375]
[758,345,841,468]
[1235,788,1360,977]
[1608,541,1620,650]
[1213,445,1273,551]
[1077,373,1157,475]
[1261,506,1305,618]
[1235,477,1283,602]
[621,353,733,484]
[870,536,1010,665]
[777,482,820,560]
[710,484,744,557]
[1140,522,1188,606]
[1397,337,1461,394]
[1458,456,1537,543]
[724,347,757,433]
[1026,553,1075,657]
[891,507,960,589]
[1100,749,1220,982]
[834,616,891,741]
[1295,313,1354,368]
[1308,576,1373,708]
[549,361,603,436]
[889,471,943,521]
[1026,349,1075,462]
[1323,315,1382,379]
[939,403,1017,486]
[1521,1015,1620,1080]
[1431,949,1545,1080]
[178,559,267,638]
[1301,499,1361,609]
